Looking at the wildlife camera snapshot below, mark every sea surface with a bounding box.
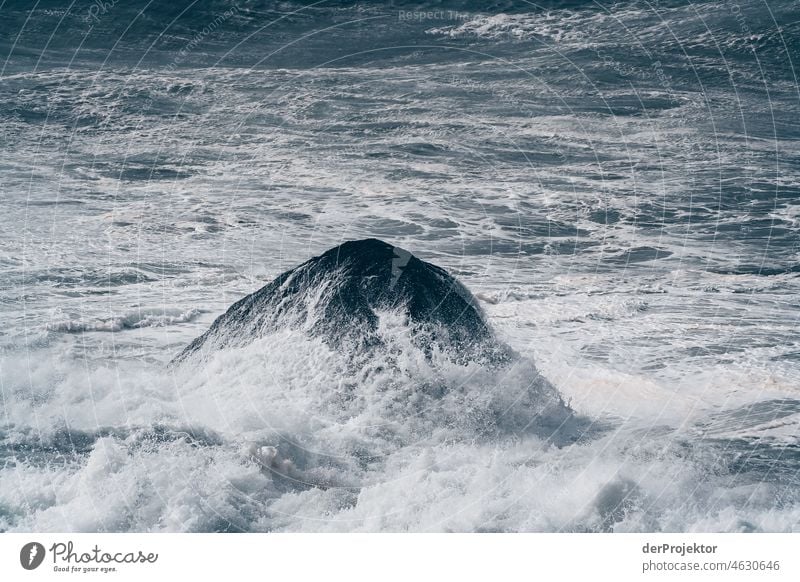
[0,0,799,532]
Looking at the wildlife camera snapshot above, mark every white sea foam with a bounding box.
[45,308,203,333]
[1,312,797,532]
[426,11,592,44]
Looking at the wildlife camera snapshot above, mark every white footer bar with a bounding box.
[1,533,797,581]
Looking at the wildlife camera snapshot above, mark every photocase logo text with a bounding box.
[49,541,159,565]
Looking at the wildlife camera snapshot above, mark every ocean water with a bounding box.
[1,0,799,532]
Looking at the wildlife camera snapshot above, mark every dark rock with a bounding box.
[174,239,511,364]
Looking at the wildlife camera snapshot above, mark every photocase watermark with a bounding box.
[17,540,159,575]
[728,0,758,53]
[587,43,680,103]
[390,246,412,289]
[171,4,242,66]
[398,10,470,22]
[136,3,241,116]
[20,542,46,571]
[85,0,121,24]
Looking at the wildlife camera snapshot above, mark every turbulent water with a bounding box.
[1,0,799,532]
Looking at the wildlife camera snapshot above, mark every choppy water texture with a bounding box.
[0,0,799,532]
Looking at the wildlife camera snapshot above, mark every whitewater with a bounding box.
[0,0,798,532]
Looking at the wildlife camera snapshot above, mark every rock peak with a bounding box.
[174,239,510,364]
